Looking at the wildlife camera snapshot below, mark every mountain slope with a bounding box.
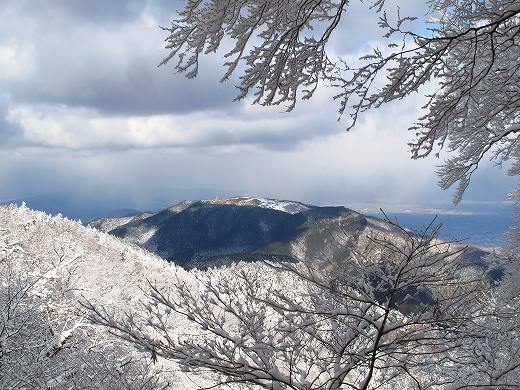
[1,202,499,388]
[0,203,315,389]
[89,197,493,277]
[89,198,379,266]
[0,204,195,388]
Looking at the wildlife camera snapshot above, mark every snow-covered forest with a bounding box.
[2,203,520,388]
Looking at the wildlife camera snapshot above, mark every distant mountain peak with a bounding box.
[88,197,360,265]
[88,197,490,273]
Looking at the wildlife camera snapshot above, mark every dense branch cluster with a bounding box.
[162,0,520,203]
[161,0,355,110]
[0,205,168,389]
[89,221,520,389]
[410,1,520,203]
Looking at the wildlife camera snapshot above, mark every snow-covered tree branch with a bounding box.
[161,0,520,203]
[0,206,168,389]
[88,220,519,388]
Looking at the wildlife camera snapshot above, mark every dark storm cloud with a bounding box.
[0,95,24,147]
[4,0,177,25]
[0,0,346,152]
[0,0,237,117]
[8,56,238,116]
[0,0,426,119]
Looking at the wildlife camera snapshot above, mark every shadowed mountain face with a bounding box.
[89,197,492,276]
[88,198,376,267]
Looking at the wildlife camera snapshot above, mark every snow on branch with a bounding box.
[161,0,520,203]
[87,218,520,388]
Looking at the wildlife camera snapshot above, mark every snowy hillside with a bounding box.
[0,204,179,388]
[0,204,311,389]
[0,204,214,388]
[2,203,511,389]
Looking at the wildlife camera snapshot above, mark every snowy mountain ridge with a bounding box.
[88,198,364,265]
[89,197,489,269]
[0,202,502,388]
[0,203,310,389]
[201,197,311,214]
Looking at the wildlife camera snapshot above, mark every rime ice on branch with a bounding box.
[161,0,520,204]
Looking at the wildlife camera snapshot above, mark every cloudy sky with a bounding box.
[0,0,516,218]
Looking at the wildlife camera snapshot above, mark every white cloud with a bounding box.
[10,95,337,150]
[0,43,35,81]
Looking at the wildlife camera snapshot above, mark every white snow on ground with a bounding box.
[256,198,310,214]
[203,197,310,214]
[117,224,159,246]
[89,212,153,233]
[0,203,311,389]
[135,225,158,244]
